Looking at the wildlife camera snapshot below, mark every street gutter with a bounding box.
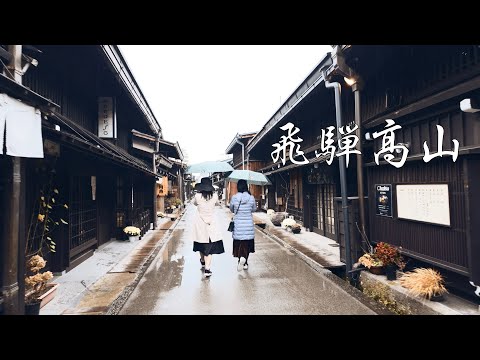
[252,221,392,315]
[106,210,187,315]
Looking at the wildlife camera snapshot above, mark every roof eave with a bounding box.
[246,52,333,154]
[225,132,257,154]
[158,138,184,161]
[225,133,239,154]
[99,45,162,136]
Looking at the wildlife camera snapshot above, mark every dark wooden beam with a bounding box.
[365,74,480,129]
[0,73,59,112]
[0,46,12,62]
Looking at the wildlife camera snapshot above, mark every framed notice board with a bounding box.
[396,184,450,226]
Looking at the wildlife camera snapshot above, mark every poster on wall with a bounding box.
[375,184,392,217]
[396,184,450,226]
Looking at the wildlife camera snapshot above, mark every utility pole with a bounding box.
[2,45,25,314]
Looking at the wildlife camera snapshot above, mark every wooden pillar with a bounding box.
[464,157,480,285]
[1,45,24,314]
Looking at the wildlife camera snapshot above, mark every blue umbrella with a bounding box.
[186,161,234,174]
[226,170,271,186]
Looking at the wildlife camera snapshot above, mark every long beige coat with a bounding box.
[192,192,222,243]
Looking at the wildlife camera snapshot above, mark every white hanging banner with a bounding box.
[98,97,116,138]
[0,93,44,158]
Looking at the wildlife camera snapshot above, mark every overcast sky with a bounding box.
[120,45,332,165]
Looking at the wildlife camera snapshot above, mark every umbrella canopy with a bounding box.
[226,170,272,186]
[186,161,234,174]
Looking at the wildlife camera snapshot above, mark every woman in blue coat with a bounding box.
[230,179,257,270]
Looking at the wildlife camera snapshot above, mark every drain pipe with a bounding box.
[234,136,245,170]
[323,71,353,280]
[352,81,367,246]
[152,133,161,230]
[334,45,367,248]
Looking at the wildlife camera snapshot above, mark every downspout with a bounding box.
[334,46,367,242]
[323,71,353,280]
[152,133,160,230]
[234,136,245,170]
[352,81,367,247]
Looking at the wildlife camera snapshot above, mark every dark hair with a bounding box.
[237,180,250,194]
[201,191,213,200]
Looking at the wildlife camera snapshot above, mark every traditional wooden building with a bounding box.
[0,45,183,314]
[224,132,266,208]
[248,45,480,297]
[246,53,355,241]
[338,45,480,294]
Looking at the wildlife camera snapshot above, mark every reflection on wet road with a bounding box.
[119,203,375,315]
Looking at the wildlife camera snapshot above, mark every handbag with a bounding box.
[228,200,242,232]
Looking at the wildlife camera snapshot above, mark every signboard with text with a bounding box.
[98,97,116,138]
[396,184,450,226]
[375,184,392,217]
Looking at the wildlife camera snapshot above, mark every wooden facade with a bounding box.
[247,62,345,240]
[247,45,480,292]
[343,45,480,285]
[1,45,183,285]
[225,133,265,208]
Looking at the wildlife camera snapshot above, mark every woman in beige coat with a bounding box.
[192,177,224,277]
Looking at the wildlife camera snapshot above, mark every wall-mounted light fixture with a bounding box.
[460,98,480,113]
[365,132,373,141]
[344,76,356,87]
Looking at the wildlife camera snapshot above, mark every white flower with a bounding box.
[281,218,296,228]
[123,226,141,236]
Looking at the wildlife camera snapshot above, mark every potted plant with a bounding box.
[399,268,448,301]
[281,217,297,231]
[374,242,406,280]
[358,253,384,275]
[291,223,302,234]
[271,212,287,226]
[24,255,54,315]
[123,226,141,242]
[25,166,68,314]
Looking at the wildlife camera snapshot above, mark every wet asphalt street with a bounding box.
[119,203,376,315]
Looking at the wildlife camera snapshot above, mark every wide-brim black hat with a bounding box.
[195,177,215,192]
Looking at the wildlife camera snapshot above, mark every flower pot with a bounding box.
[129,235,139,242]
[25,300,41,315]
[38,283,59,308]
[429,293,445,302]
[271,212,287,226]
[385,264,397,280]
[369,266,385,275]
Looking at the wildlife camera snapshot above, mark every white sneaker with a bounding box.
[204,269,212,277]
[243,263,248,270]
[237,257,246,271]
